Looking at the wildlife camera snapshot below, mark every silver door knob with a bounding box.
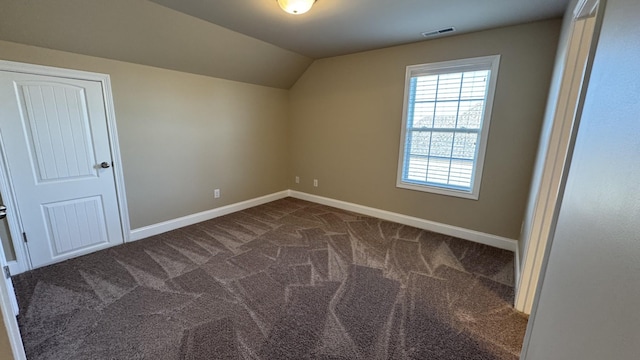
[100,162,111,169]
[0,205,6,220]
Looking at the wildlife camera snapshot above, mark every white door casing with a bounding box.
[0,61,130,271]
[515,0,599,314]
[0,238,25,360]
[0,234,18,316]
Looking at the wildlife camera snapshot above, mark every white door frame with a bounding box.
[0,208,23,358]
[0,60,131,274]
[515,0,600,313]
[0,263,25,360]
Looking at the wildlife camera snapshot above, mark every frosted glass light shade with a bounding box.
[277,0,316,15]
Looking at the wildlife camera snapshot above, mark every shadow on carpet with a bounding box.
[13,197,528,359]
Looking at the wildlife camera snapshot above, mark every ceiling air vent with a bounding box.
[421,27,456,38]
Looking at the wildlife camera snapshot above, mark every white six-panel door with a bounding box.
[0,71,124,269]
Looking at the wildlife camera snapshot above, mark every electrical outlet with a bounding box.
[295,176,300,184]
[214,189,221,198]
[313,179,318,187]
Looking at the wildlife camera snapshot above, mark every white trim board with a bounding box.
[0,268,26,360]
[130,191,289,241]
[289,191,518,252]
[514,241,521,290]
[515,13,599,315]
[130,189,518,255]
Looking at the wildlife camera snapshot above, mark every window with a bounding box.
[396,55,500,199]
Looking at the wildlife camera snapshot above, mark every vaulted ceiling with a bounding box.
[0,0,570,88]
[150,0,571,59]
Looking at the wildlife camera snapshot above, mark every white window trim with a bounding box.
[396,55,501,200]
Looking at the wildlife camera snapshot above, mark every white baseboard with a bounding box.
[129,191,289,241]
[289,191,518,252]
[129,189,518,253]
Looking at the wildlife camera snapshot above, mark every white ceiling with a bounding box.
[149,0,571,59]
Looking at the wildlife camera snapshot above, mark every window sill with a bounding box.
[396,181,479,200]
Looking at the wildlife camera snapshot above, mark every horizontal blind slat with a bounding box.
[403,67,490,190]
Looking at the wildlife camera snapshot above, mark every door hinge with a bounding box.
[3,265,10,279]
[22,232,28,243]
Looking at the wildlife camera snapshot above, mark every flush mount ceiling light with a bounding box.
[277,0,316,15]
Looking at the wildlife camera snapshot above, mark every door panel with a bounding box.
[0,71,124,269]
[19,82,97,182]
[43,196,109,257]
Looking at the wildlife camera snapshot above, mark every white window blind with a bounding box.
[397,56,500,199]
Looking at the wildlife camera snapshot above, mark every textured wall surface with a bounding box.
[0,40,291,230]
[289,19,562,239]
[523,0,640,358]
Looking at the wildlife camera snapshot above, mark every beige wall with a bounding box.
[0,40,290,230]
[289,19,562,239]
[0,310,12,360]
[0,19,561,254]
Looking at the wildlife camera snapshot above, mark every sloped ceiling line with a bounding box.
[0,0,569,89]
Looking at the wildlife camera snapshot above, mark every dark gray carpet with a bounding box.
[13,197,528,359]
